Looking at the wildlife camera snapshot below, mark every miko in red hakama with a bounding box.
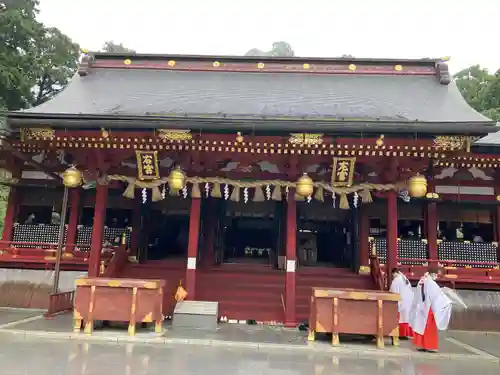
[399,319,413,338]
[412,310,438,351]
[410,276,452,352]
[390,271,414,339]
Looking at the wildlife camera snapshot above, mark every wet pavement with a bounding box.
[0,307,42,326]
[0,312,490,360]
[0,335,499,375]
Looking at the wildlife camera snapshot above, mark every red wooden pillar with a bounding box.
[130,195,141,255]
[65,188,81,250]
[359,205,370,268]
[88,184,109,277]
[201,199,216,270]
[426,202,438,264]
[386,190,398,289]
[186,198,201,299]
[1,188,18,242]
[284,189,297,327]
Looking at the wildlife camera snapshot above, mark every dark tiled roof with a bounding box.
[476,128,500,146]
[18,68,491,124]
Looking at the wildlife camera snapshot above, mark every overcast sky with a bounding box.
[38,0,499,74]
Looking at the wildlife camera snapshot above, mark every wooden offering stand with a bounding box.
[308,287,400,348]
[73,277,165,336]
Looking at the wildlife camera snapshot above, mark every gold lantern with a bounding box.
[236,132,244,143]
[167,167,186,190]
[296,173,314,197]
[408,174,427,198]
[62,166,82,188]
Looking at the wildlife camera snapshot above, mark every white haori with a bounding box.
[390,273,414,323]
[410,277,452,335]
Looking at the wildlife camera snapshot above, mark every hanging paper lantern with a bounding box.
[408,174,427,198]
[296,173,314,197]
[167,167,186,190]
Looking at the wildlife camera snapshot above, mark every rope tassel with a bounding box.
[230,186,240,202]
[123,183,135,199]
[271,186,282,201]
[313,186,324,202]
[339,193,349,209]
[211,182,222,198]
[191,183,201,198]
[359,189,373,203]
[253,186,265,202]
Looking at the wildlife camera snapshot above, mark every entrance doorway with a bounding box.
[297,201,357,269]
[297,220,349,267]
[221,201,279,265]
[137,197,191,262]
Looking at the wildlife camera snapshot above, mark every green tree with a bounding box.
[0,0,80,110]
[454,66,500,121]
[0,0,41,109]
[32,27,80,106]
[102,41,135,53]
[245,41,295,57]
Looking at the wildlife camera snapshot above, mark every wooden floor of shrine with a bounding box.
[117,260,376,323]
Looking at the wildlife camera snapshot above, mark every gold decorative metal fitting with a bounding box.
[213,61,221,67]
[496,195,500,201]
[433,136,479,152]
[24,128,55,140]
[375,134,384,147]
[101,128,109,138]
[236,132,244,143]
[257,62,265,69]
[157,129,192,141]
[167,60,176,67]
[426,192,439,199]
[289,133,323,146]
[123,59,132,65]
[348,64,357,71]
[394,64,403,71]
[303,63,310,69]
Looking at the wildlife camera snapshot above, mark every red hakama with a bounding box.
[413,310,439,351]
[397,313,413,338]
[399,322,413,338]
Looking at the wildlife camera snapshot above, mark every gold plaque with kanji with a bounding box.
[136,151,160,181]
[331,157,356,187]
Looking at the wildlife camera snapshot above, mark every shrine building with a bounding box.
[1,52,499,327]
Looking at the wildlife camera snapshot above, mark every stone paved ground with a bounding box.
[0,307,43,326]
[0,335,499,375]
[1,312,489,359]
[448,331,500,358]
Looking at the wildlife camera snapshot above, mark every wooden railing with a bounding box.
[397,257,499,269]
[102,244,129,277]
[369,253,385,291]
[45,290,75,317]
[0,241,121,266]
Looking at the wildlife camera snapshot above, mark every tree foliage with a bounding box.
[102,41,135,54]
[245,41,295,57]
[454,66,500,121]
[0,0,79,110]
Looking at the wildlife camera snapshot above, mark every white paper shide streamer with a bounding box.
[243,187,249,203]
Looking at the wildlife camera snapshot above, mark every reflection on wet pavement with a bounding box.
[0,335,498,375]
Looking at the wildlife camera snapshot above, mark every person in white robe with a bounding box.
[389,268,414,338]
[410,269,452,352]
